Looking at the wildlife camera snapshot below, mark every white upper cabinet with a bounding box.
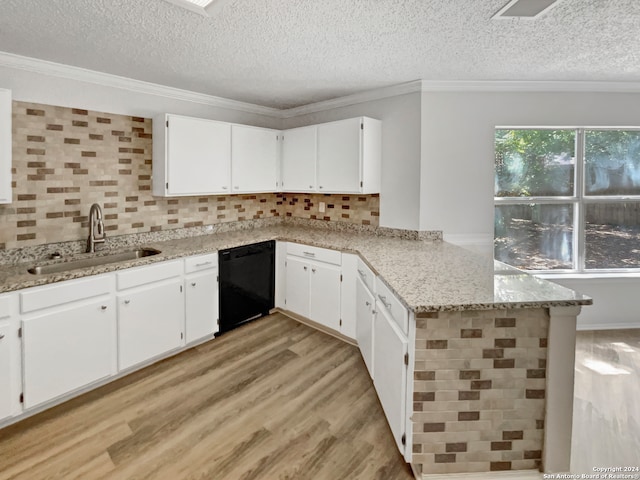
[231,125,279,193]
[153,114,231,196]
[316,117,381,194]
[281,125,317,192]
[0,88,11,204]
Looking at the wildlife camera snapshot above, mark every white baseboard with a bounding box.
[422,471,543,480]
[577,322,640,331]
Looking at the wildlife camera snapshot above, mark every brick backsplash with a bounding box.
[0,101,380,250]
[412,308,549,475]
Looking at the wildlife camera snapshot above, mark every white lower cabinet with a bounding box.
[308,263,341,332]
[284,256,311,318]
[184,253,218,344]
[22,297,116,409]
[118,278,184,371]
[284,244,342,332]
[339,253,358,340]
[373,303,408,454]
[0,321,11,420]
[356,277,375,378]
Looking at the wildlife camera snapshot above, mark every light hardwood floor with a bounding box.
[0,313,414,480]
[571,329,640,473]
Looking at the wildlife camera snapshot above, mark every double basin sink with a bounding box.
[27,248,161,275]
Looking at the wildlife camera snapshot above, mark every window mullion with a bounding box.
[575,129,586,272]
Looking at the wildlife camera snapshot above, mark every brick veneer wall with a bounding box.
[0,101,380,250]
[412,308,549,475]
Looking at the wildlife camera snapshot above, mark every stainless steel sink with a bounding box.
[27,248,161,275]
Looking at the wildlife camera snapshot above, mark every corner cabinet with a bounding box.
[281,125,317,192]
[231,125,280,193]
[0,88,12,204]
[153,114,231,196]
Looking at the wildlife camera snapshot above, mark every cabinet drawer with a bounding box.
[286,243,341,265]
[117,260,182,290]
[184,253,218,274]
[356,257,376,294]
[0,295,11,319]
[20,275,112,314]
[375,278,408,336]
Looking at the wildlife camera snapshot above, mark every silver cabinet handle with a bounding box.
[319,186,323,189]
[234,186,239,190]
[195,261,213,267]
[303,251,316,257]
[222,186,228,190]
[303,266,308,271]
[124,300,130,305]
[0,334,5,340]
[101,305,108,310]
[365,301,370,307]
[378,294,392,309]
[309,185,313,189]
[312,268,316,273]
[191,282,196,287]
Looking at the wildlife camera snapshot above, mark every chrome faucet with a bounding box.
[87,203,106,253]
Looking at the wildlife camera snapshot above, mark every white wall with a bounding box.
[0,65,280,128]
[282,92,422,230]
[420,91,640,329]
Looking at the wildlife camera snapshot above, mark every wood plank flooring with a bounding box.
[0,313,414,480]
[571,328,640,473]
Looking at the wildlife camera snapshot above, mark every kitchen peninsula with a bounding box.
[0,218,591,479]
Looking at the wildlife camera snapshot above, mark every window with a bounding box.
[494,128,640,272]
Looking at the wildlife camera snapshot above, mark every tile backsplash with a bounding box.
[0,101,380,250]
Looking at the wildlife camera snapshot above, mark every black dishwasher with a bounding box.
[218,240,275,334]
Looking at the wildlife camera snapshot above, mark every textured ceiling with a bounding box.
[1,0,639,109]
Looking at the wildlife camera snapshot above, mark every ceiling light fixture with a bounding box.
[163,0,233,17]
[492,0,562,19]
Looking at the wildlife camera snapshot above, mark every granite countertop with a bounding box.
[0,224,592,312]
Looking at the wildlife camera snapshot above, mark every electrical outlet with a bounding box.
[319,202,325,213]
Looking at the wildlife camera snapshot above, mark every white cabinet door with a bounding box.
[284,256,310,317]
[0,322,12,420]
[231,125,279,193]
[0,88,11,204]
[309,263,341,332]
[373,304,408,454]
[118,279,184,370]
[166,115,231,195]
[281,126,317,192]
[340,253,358,340]
[317,117,361,193]
[356,277,375,378]
[185,270,218,343]
[22,298,116,410]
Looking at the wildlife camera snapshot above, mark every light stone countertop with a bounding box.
[0,224,592,312]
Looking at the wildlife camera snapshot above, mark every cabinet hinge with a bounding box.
[18,327,22,338]
[181,332,184,340]
[339,319,342,326]
[360,181,363,188]
[166,120,169,128]
[180,285,183,293]
[404,352,409,366]
[340,274,343,282]
[361,122,364,130]
[166,182,169,190]
[19,393,24,404]
[284,299,287,305]
[401,433,406,446]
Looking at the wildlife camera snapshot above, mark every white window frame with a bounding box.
[495,126,640,275]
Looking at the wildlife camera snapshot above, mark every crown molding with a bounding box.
[420,79,640,93]
[0,51,281,117]
[4,51,640,120]
[278,80,424,118]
